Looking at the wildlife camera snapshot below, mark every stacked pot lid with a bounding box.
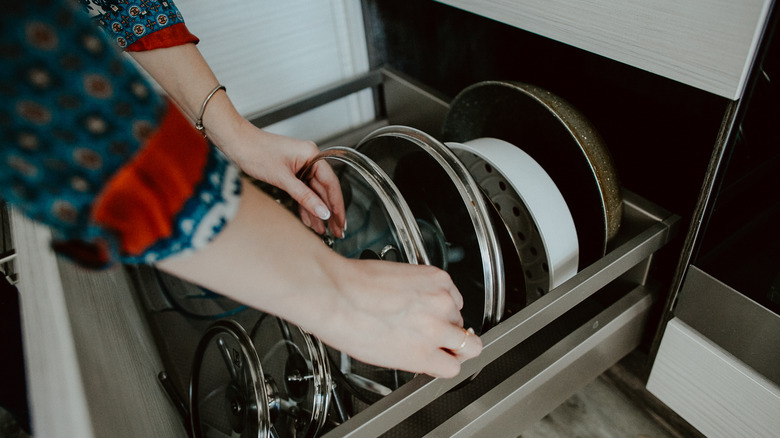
[298,135,509,397]
[299,146,429,267]
[249,314,332,438]
[189,320,272,438]
[189,318,332,438]
[301,131,508,334]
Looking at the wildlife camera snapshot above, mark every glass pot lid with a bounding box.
[189,320,271,438]
[356,126,505,333]
[189,318,332,438]
[300,146,432,400]
[249,313,332,438]
[299,146,429,266]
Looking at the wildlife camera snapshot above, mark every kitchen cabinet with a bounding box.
[10,0,779,437]
[646,4,780,434]
[436,0,773,100]
[647,270,780,437]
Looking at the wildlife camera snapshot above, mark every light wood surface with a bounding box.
[522,373,674,438]
[436,0,772,100]
[11,210,186,438]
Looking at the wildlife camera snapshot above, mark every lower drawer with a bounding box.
[647,317,780,438]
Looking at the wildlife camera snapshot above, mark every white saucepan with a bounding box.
[448,137,579,303]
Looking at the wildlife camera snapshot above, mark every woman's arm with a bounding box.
[128,43,345,237]
[156,179,482,378]
[82,1,479,377]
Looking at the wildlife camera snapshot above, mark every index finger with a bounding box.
[309,160,346,236]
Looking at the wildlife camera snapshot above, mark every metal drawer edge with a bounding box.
[427,283,656,437]
[324,192,679,437]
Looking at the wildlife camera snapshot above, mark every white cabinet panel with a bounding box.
[647,318,780,438]
[177,0,373,141]
[437,0,773,99]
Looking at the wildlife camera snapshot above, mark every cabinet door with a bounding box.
[437,0,772,99]
[647,268,780,438]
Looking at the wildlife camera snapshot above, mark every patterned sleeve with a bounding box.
[80,0,199,51]
[1,0,240,268]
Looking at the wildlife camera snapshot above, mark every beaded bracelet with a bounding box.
[195,84,226,139]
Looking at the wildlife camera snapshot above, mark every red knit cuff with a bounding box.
[92,99,210,256]
[125,23,200,52]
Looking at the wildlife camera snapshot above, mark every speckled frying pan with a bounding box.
[442,81,622,269]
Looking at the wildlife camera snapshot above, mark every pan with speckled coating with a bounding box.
[442,81,622,269]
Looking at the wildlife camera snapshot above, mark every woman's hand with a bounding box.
[157,181,481,379]
[128,44,345,237]
[217,119,346,238]
[317,258,483,378]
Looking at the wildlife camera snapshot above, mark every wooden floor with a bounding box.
[521,351,704,438]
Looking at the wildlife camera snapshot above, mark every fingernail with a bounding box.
[315,205,331,221]
[301,214,312,228]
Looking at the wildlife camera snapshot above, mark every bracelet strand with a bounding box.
[195,84,226,139]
